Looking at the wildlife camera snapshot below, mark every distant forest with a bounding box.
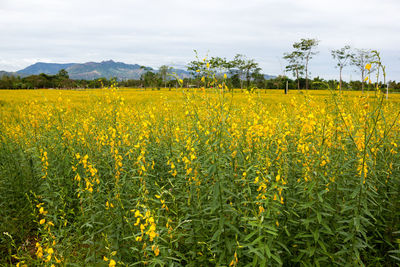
[1,69,400,92]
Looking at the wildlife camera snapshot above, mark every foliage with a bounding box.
[1,80,400,266]
[283,51,305,90]
[159,65,172,88]
[230,54,260,89]
[140,69,162,89]
[292,38,319,90]
[331,45,354,91]
[351,49,376,93]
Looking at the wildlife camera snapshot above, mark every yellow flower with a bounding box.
[74,173,81,182]
[134,210,141,217]
[149,224,156,232]
[36,247,43,258]
[109,259,116,267]
[152,245,160,256]
[148,231,157,241]
[259,206,264,213]
[224,73,227,79]
[364,76,369,82]
[134,217,140,226]
[39,219,46,225]
[365,63,371,70]
[154,246,160,256]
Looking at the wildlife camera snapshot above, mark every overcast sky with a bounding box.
[1,0,400,80]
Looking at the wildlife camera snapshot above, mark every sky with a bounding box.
[1,0,400,81]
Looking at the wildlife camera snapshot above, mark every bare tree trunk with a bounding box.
[305,59,309,90]
[361,69,365,93]
[240,71,243,90]
[246,71,250,88]
[386,83,389,99]
[339,67,342,92]
[296,69,300,90]
[285,80,288,94]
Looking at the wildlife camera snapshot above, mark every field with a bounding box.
[1,88,399,266]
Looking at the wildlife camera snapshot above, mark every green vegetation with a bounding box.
[1,86,399,266]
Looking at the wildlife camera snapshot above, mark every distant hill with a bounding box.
[0,70,17,77]
[264,74,276,80]
[17,63,76,76]
[66,60,146,80]
[169,68,192,79]
[13,60,193,80]
[4,60,273,80]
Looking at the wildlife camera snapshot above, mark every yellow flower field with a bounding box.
[0,88,399,266]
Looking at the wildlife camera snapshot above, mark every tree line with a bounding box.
[3,72,398,91]
[0,70,113,89]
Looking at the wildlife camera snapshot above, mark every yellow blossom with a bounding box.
[109,259,116,267]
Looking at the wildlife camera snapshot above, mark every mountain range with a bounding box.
[1,60,276,80]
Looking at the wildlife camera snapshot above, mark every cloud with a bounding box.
[0,0,399,80]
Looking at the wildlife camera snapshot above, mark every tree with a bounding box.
[283,51,304,89]
[231,54,246,89]
[209,56,228,75]
[293,38,319,90]
[244,61,260,89]
[187,51,230,88]
[351,49,375,93]
[141,70,160,89]
[251,68,265,89]
[187,51,207,88]
[57,69,69,79]
[159,65,171,88]
[230,54,259,89]
[55,69,70,88]
[230,73,241,88]
[331,45,354,91]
